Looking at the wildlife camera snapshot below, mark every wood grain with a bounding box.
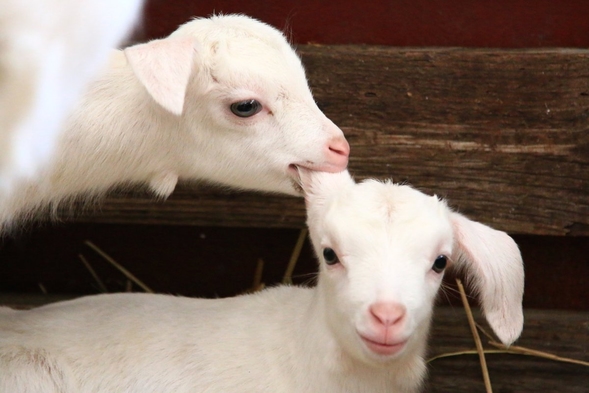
[63,47,589,236]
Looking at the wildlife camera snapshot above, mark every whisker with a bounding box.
[438,284,454,305]
[292,272,319,287]
[441,281,477,300]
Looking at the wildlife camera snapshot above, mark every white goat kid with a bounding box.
[0,170,524,393]
[0,0,143,191]
[0,14,349,230]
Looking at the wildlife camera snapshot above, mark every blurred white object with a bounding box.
[0,0,143,191]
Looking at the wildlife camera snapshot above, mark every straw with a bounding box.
[84,240,154,293]
[282,228,308,285]
[78,254,108,293]
[456,278,493,393]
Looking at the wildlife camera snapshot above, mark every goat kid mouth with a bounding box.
[358,334,408,356]
[287,164,307,195]
[287,164,301,178]
[288,163,345,194]
[288,161,346,177]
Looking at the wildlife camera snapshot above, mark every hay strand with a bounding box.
[78,254,108,293]
[457,278,493,393]
[428,347,589,367]
[84,240,154,293]
[282,228,308,285]
[473,320,589,367]
[251,258,265,292]
[487,341,589,367]
[427,349,510,363]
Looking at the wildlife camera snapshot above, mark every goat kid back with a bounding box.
[0,14,349,229]
[0,170,524,393]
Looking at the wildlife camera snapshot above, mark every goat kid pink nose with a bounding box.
[369,302,406,328]
[324,136,350,172]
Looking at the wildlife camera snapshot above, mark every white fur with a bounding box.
[0,170,524,393]
[0,14,349,230]
[0,0,143,191]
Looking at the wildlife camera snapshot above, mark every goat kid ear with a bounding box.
[298,168,354,205]
[124,35,199,115]
[450,212,525,346]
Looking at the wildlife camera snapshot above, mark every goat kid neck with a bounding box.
[55,51,199,198]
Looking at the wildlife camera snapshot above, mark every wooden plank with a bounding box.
[63,47,589,236]
[1,294,586,392]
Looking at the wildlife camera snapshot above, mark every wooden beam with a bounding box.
[64,47,589,236]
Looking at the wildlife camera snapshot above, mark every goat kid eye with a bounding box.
[323,248,340,266]
[432,255,447,273]
[230,99,262,118]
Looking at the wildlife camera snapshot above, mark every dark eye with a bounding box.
[323,248,339,265]
[432,255,447,273]
[230,99,262,118]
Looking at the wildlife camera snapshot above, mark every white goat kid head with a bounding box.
[124,14,349,195]
[300,169,524,363]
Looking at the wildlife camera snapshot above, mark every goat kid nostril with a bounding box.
[328,136,350,158]
[369,302,406,327]
[324,137,350,171]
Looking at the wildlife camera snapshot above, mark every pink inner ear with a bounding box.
[124,36,198,115]
[451,212,525,346]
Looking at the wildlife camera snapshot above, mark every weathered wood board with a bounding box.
[63,47,589,236]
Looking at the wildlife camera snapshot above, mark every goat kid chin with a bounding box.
[0,169,524,393]
[0,14,349,231]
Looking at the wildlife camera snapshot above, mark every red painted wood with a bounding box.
[135,0,589,47]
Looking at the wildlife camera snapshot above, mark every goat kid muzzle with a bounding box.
[357,301,409,356]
